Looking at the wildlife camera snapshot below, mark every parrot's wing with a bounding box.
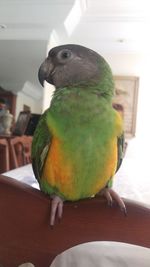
[107,133,125,189]
[116,132,125,172]
[31,110,51,182]
[107,107,125,189]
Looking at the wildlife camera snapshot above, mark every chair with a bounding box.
[0,138,10,173]
[9,135,32,169]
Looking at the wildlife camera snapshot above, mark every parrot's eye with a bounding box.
[57,49,72,62]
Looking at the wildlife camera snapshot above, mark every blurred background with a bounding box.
[0,1,150,200]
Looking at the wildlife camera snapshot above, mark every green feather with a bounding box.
[32,50,124,199]
[36,87,122,199]
[31,110,51,181]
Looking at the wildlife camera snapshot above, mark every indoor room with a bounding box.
[0,1,150,266]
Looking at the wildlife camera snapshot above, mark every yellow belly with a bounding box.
[42,137,117,200]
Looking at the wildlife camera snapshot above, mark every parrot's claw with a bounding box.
[101,188,127,215]
[50,195,64,226]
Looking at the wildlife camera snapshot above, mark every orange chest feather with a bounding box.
[41,136,118,200]
[42,138,74,193]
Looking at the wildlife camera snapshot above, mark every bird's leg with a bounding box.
[50,195,64,226]
[100,187,127,215]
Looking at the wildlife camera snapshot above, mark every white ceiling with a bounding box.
[0,0,149,94]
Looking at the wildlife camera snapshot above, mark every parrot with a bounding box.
[31,44,126,226]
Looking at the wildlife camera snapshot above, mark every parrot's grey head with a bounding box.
[38,44,114,91]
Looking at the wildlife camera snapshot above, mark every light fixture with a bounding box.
[117,39,125,43]
[0,24,7,29]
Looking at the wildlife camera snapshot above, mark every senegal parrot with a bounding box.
[32,44,126,226]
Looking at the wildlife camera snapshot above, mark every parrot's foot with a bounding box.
[50,195,64,226]
[101,188,127,215]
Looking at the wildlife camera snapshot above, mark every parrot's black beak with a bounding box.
[38,59,54,87]
[38,61,48,87]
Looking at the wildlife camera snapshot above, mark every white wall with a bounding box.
[105,53,142,76]
[15,91,42,120]
[104,52,150,181]
[42,82,55,112]
[104,53,149,138]
[15,80,43,119]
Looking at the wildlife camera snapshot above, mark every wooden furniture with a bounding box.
[9,135,32,168]
[0,135,32,172]
[0,175,149,267]
[0,138,10,172]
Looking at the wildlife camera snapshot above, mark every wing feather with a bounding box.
[116,133,125,172]
[31,110,52,182]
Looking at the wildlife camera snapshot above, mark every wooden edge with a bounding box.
[0,174,150,267]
